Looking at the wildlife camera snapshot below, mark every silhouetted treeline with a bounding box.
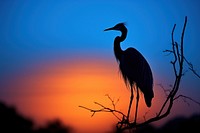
[156,114,200,133]
[1,101,199,133]
[113,113,200,133]
[0,101,71,133]
[36,119,71,133]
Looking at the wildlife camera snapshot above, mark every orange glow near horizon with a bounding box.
[3,57,165,133]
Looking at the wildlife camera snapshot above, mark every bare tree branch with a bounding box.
[79,95,126,121]
[174,94,200,106]
[184,57,200,78]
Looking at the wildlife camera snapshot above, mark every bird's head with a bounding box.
[104,23,127,32]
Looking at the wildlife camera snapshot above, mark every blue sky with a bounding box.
[1,0,200,88]
[0,0,200,131]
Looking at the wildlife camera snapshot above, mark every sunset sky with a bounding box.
[0,0,200,133]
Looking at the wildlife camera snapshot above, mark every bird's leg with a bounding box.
[127,84,133,122]
[134,86,139,124]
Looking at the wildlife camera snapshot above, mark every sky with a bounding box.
[0,0,200,133]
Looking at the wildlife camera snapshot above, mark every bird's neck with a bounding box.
[114,28,127,61]
[119,28,127,42]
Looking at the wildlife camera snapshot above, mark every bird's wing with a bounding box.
[120,47,154,106]
[120,48,144,86]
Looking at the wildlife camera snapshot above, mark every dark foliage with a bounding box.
[0,101,71,133]
[0,102,34,133]
[116,114,200,133]
[35,119,71,133]
[156,114,200,133]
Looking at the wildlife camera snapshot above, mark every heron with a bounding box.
[104,23,154,123]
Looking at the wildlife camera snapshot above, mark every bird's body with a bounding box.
[104,23,154,122]
[119,47,153,107]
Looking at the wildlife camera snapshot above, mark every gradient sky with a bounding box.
[0,0,200,133]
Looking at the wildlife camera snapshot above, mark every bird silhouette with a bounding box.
[104,23,154,123]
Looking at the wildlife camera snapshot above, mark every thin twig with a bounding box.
[79,96,126,121]
[174,94,200,106]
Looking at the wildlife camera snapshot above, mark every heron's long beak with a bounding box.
[104,27,115,31]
